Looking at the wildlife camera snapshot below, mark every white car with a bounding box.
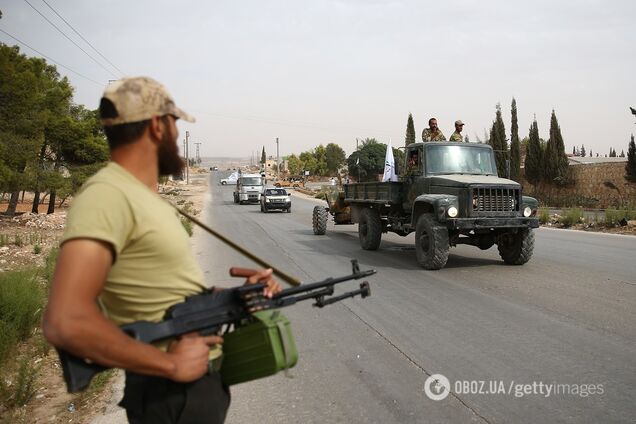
[220,171,239,185]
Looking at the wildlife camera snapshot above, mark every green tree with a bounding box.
[286,154,303,175]
[0,45,57,215]
[346,138,387,182]
[488,103,508,177]
[325,143,346,176]
[626,134,636,183]
[260,146,266,165]
[580,144,586,157]
[524,119,542,187]
[405,113,416,146]
[299,150,317,176]
[509,98,521,182]
[544,110,570,186]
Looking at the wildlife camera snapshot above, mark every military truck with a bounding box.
[312,142,539,270]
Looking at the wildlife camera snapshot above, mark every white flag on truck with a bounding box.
[382,138,397,182]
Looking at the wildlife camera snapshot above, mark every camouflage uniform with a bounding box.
[449,131,463,142]
[422,128,446,142]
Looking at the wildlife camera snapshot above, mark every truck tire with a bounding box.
[233,193,238,204]
[415,214,449,270]
[312,206,328,235]
[358,208,382,250]
[497,228,534,265]
[221,181,227,185]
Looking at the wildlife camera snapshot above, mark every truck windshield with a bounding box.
[425,145,497,175]
[241,177,262,185]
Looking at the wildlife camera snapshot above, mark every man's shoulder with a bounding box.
[449,132,462,141]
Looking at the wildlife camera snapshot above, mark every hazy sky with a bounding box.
[1,0,635,159]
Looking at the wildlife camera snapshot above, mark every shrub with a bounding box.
[0,358,39,408]
[32,244,42,255]
[560,208,583,227]
[43,247,59,284]
[0,234,7,247]
[538,207,550,224]
[604,208,636,227]
[0,269,45,364]
[180,217,193,237]
[13,234,23,247]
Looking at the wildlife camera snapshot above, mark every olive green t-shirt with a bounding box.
[61,162,208,344]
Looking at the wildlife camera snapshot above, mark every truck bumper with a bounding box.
[446,217,539,230]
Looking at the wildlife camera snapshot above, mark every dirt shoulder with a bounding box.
[0,169,210,424]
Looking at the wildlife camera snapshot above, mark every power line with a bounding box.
[0,28,104,86]
[23,0,118,78]
[40,0,125,76]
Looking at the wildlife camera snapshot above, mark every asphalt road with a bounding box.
[194,173,636,424]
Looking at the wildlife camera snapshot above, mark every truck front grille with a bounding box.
[472,188,519,214]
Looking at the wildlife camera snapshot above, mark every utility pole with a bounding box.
[194,142,201,164]
[276,137,280,180]
[185,131,190,184]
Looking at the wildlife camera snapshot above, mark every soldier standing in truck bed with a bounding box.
[449,120,465,141]
[421,117,446,142]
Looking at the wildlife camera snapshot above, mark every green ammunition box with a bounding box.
[220,310,298,386]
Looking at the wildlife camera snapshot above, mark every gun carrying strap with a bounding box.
[170,203,301,286]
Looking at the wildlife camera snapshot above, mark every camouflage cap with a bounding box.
[100,76,195,126]
[455,120,464,126]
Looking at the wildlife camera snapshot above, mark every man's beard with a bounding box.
[158,132,185,177]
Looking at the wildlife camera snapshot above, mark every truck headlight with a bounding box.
[285,198,291,202]
[447,206,458,218]
[523,206,532,217]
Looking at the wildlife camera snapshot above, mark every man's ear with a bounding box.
[148,116,164,143]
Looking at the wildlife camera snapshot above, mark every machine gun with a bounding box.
[58,259,375,393]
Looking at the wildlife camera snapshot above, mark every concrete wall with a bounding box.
[522,162,636,208]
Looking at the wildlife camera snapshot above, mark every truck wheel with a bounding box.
[358,208,382,250]
[415,214,449,270]
[221,181,227,185]
[260,203,265,212]
[233,193,238,204]
[287,206,291,213]
[312,206,328,235]
[497,229,535,265]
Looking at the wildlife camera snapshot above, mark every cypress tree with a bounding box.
[488,103,508,176]
[261,146,266,165]
[545,110,570,185]
[580,145,586,157]
[620,149,625,158]
[510,98,521,181]
[405,113,416,146]
[626,134,636,183]
[524,120,542,187]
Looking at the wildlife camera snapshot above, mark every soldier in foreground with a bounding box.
[421,117,446,141]
[42,76,280,424]
[449,120,465,141]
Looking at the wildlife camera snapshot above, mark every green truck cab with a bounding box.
[312,142,539,270]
